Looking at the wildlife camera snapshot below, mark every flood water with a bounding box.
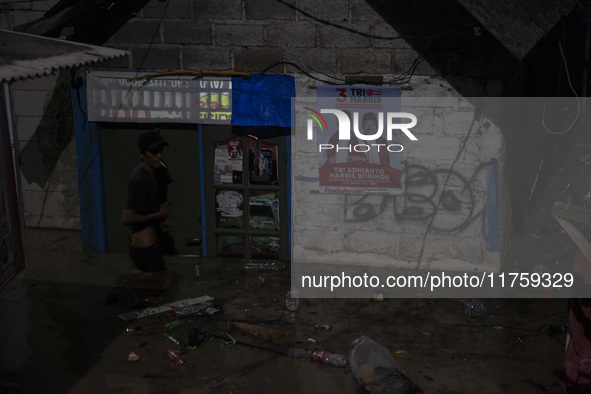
[0,228,571,393]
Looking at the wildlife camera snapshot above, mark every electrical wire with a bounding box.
[414,111,482,269]
[274,0,473,42]
[541,41,580,135]
[74,0,169,187]
[261,55,424,87]
[261,61,342,85]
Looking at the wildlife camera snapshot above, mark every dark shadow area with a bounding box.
[18,70,75,191]
[0,279,130,394]
[14,0,155,46]
[365,0,590,235]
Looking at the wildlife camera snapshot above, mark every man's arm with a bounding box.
[121,206,169,226]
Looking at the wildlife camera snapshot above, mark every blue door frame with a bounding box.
[71,82,292,259]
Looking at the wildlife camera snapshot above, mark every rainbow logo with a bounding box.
[304,107,328,133]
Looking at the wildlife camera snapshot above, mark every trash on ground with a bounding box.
[164,333,187,353]
[173,304,207,317]
[242,260,286,271]
[167,349,185,366]
[229,321,288,343]
[285,288,300,311]
[372,293,384,301]
[526,378,551,392]
[188,327,207,348]
[314,322,331,331]
[310,350,347,367]
[164,320,187,334]
[127,351,140,361]
[288,347,309,358]
[205,307,223,316]
[462,299,487,317]
[350,335,422,393]
[118,295,214,321]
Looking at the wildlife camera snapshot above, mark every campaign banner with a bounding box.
[316,85,403,195]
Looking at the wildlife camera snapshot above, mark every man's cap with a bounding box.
[137,131,169,152]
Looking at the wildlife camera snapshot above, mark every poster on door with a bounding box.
[316,85,403,195]
[214,137,243,184]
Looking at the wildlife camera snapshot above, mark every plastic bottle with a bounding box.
[310,350,347,367]
[167,349,185,365]
[288,347,308,358]
[164,333,187,353]
[285,288,300,311]
[164,320,187,333]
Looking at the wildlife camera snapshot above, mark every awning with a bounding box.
[0,29,128,83]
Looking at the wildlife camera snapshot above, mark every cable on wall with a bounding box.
[542,41,581,135]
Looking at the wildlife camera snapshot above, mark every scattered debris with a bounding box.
[309,350,347,367]
[288,347,309,358]
[164,334,187,353]
[242,260,285,271]
[164,320,187,334]
[462,299,487,317]
[229,321,288,343]
[285,288,300,311]
[350,335,423,393]
[166,350,185,366]
[117,295,214,321]
[188,328,207,348]
[127,351,140,362]
[526,378,551,392]
[372,293,384,301]
[314,323,331,331]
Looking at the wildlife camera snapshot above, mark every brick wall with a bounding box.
[95,0,496,89]
[291,95,506,272]
[5,0,509,268]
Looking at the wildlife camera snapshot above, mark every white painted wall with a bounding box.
[291,75,507,271]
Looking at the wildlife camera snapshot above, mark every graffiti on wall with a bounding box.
[344,161,500,245]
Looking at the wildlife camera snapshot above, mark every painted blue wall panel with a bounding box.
[71,79,108,252]
[231,75,295,127]
[486,160,501,252]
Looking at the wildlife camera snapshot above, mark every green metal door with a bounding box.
[203,126,288,261]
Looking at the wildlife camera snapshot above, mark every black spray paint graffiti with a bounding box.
[344,162,497,233]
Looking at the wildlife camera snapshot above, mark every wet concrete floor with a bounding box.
[0,228,570,393]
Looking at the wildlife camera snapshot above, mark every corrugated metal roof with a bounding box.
[0,29,128,83]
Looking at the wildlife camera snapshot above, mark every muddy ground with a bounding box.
[0,224,573,394]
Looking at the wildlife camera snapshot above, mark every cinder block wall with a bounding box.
[291,95,506,271]
[7,0,510,268]
[11,73,81,229]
